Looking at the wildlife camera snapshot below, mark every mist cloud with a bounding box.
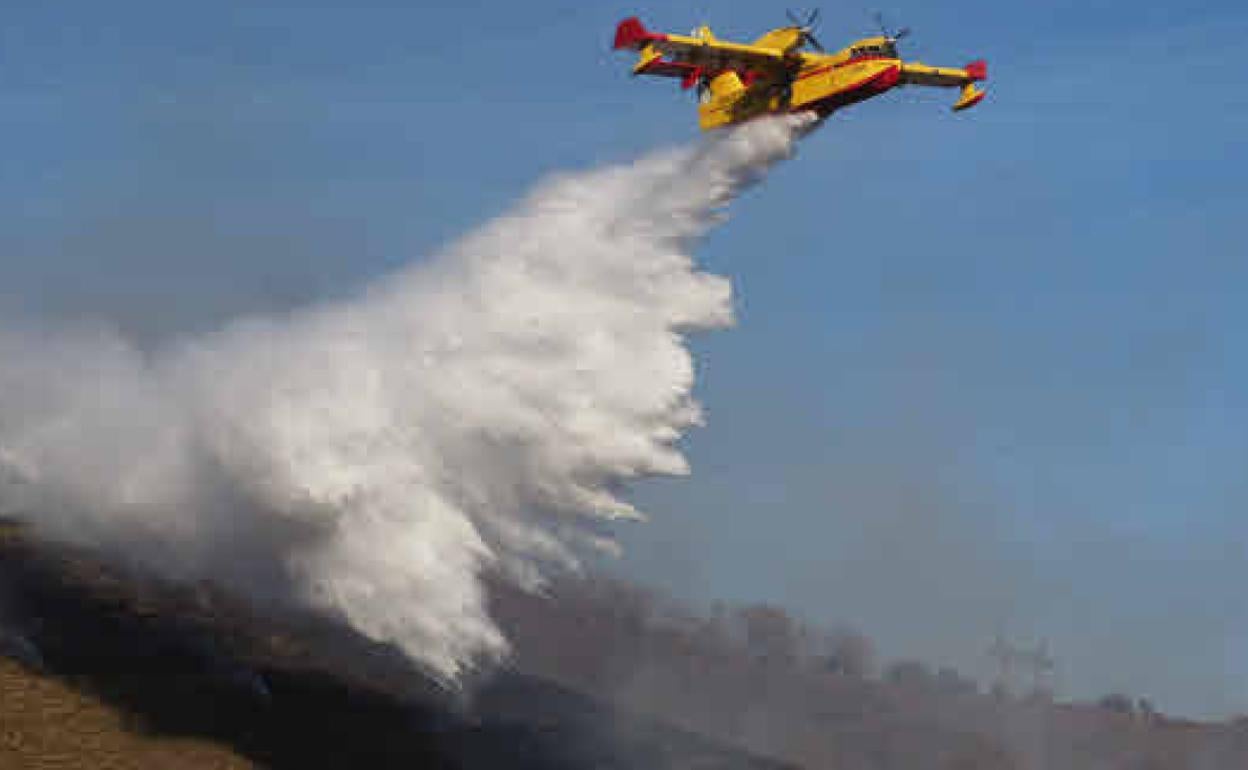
[0,115,812,680]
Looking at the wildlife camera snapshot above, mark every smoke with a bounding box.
[0,115,812,681]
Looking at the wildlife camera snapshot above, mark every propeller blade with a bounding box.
[894,27,911,41]
[808,8,821,26]
[873,11,887,35]
[786,8,802,26]
[806,32,826,52]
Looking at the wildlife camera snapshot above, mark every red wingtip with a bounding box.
[613,17,651,50]
[965,59,988,82]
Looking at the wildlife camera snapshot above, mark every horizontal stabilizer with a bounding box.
[633,48,702,81]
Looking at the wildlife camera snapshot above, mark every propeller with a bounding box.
[785,8,826,52]
[873,11,911,44]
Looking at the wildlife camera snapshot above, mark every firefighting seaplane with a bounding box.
[613,10,987,130]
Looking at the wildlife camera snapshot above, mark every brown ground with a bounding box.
[0,658,251,770]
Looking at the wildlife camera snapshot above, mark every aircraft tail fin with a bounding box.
[614,17,663,50]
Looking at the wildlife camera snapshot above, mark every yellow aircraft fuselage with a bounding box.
[614,19,987,131]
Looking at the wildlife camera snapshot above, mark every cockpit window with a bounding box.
[853,44,896,58]
[862,43,897,57]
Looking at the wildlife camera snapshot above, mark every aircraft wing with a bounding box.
[613,17,787,87]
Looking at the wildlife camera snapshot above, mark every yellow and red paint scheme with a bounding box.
[613,17,987,131]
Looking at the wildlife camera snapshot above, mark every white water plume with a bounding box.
[0,115,813,680]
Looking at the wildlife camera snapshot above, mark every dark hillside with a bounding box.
[0,522,791,770]
[5,520,1247,769]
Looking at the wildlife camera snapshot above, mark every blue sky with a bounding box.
[3,1,1247,716]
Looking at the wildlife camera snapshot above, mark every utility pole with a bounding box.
[1025,638,1055,696]
[988,634,1017,696]
[989,635,1055,698]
